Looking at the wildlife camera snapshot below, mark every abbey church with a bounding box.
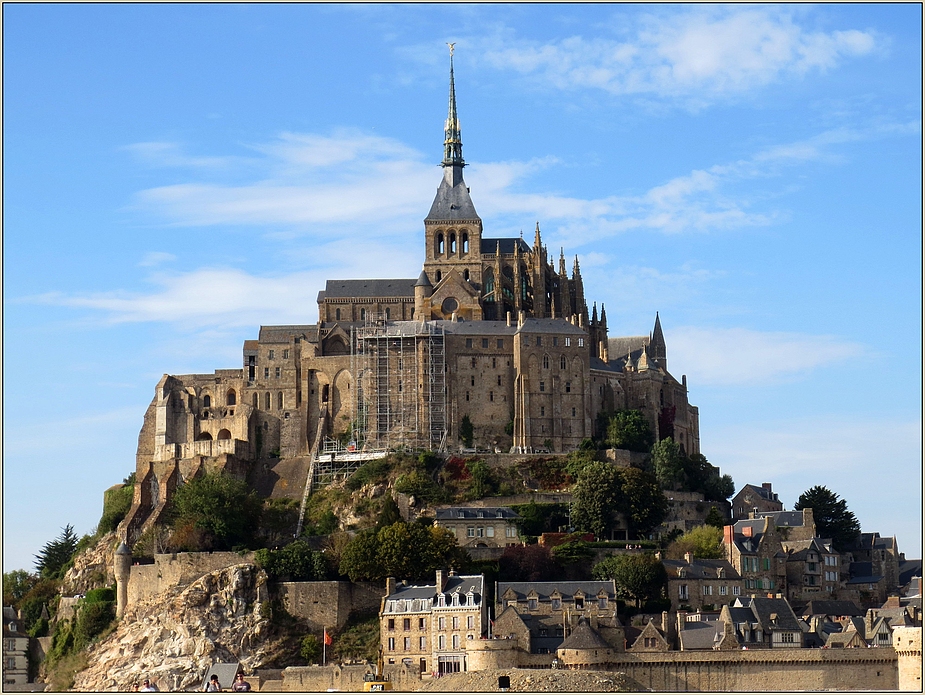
[123,55,700,542]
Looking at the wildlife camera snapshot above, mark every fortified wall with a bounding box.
[276,581,384,631]
[126,552,256,604]
[280,663,421,692]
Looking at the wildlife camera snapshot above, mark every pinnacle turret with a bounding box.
[442,47,465,172]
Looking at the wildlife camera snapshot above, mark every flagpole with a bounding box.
[323,627,327,666]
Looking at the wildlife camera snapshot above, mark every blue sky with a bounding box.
[3,4,921,572]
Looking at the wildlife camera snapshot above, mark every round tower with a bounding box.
[893,626,922,691]
[114,541,132,619]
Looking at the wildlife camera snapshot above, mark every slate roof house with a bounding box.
[731,483,783,521]
[434,506,521,548]
[662,553,743,613]
[719,596,803,648]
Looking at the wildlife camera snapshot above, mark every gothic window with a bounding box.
[436,270,442,283]
[483,269,494,297]
[226,389,236,405]
[464,269,470,281]
[450,233,457,254]
[462,232,469,253]
[203,395,211,408]
[437,233,445,255]
[335,308,341,321]
[543,354,550,369]
[560,355,566,370]
[265,392,271,409]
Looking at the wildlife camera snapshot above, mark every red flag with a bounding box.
[323,629,333,646]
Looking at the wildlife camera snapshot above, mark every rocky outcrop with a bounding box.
[72,563,274,692]
[60,532,118,597]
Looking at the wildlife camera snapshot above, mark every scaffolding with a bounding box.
[352,315,448,453]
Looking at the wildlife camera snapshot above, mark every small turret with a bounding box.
[114,541,132,619]
[414,269,433,321]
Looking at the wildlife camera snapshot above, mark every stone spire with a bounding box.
[559,248,567,276]
[650,311,667,369]
[534,221,542,251]
[442,45,465,178]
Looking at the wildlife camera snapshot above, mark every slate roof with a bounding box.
[480,237,532,255]
[608,336,648,360]
[663,558,740,580]
[559,620,612,651]
[498,581,615,602]
[435,507,520,520]
[679,621,724,650]
[514,318,588,336]
[733,597,802,632]
[322,279,417,299]
[899,561,922,587]
[258,325,318,343]
[383,574,484,606]
[426,175,480,221]
[756,511,807,527]
[737,484,780,503]
[801,600,864,618]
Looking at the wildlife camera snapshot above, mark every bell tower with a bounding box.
[423,45,483,291]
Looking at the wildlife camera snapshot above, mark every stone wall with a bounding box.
[893,626,922,691]
[126,552,255,605]
[606,649,898,691]
[281,663,421,691]
[275,581,384,631]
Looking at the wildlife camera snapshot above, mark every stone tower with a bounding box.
[114,541,132,619]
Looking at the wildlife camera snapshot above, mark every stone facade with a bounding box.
[662,555,743,613]
[120,54,701,544]
[2,607,30,686]
[434,506,521,548]
[379,571,488,675]
[723,517,787,595]
[276,581,384,633]
[731,483,783,521]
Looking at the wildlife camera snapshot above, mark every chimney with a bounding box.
[866,609,875,631]
[654,550,662,561]
[723,525,734,546]
[743,526,753,538]
[506,311,511,327]
[677,611,687,632]
[436,569,446,592]
[684,551,694,564]
[385,576,397,598]
[661,611,669,634]
[518,310,525,328]
[762,483,772,491]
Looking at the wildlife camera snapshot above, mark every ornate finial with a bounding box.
[442,45,464,170]
[447,42,455,57]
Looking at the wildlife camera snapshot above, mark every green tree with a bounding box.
[339,529,381,582]
[98,473,137,534]
[459,415,474,447]
[570,462,622,538]
[3,570,38,608]
[794,485,861,550]
[593,553,667,607]
[34,525,79,579]
[604,410,655,453]
[667,525,724,559]
[651,438,684,489]
[169,473,262,550]
[704,505,727,529]
[377,495,403,528]
[617,467,668,538]
[255,541,327,581]
[300,634,322,664]
[465,460,494,498]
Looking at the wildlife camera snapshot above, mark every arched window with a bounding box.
[217,429,232,440]
[483,269,494,297]
[437,233,444,255]
[560,355,566,370]
[203,395,211,408]
[253,393,259,408]
[278,392,284,409]
[361,308,366,320]
[385,307,391,320]
[463,269,470,282]
[322,384,329,402]
[450,233,456,254]
[335,308,341,321]
[265,392,271,409]
[543,354,550,369]
[226,389,236,406]
[435,270,442,283]
[197,432,213,441]
[462,232,469,254]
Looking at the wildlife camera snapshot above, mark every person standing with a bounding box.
[205,674,222,692]
[231,672,251,692]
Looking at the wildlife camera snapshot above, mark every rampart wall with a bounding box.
[276,581,384,631]
[127,552,254,604]
[281,663,420,692]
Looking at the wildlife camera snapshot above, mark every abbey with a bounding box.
[122,55,699,542]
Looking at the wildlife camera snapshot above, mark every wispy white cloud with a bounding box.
[669,326,865,386]
[138,251,176,267]
[466,8,877,103]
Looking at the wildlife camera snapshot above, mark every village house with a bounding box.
[782,537,843,603]
[723,517,787,596]
[379,570,488,675]
[2,607,29,686]
[719,596,803,648]
[433,507,521,548]
[731,483,783,521]
[661,553,743,613]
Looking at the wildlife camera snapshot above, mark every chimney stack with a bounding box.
[385,576,397,597]
[506,311,511,327]
[436,569,446,592]
[762,483,773,491]
[684,551,694,564]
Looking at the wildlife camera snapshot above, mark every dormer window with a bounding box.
[467,592,474,606]
[452,593,459,606]
[574,597,584,610]
[438,595,445,607]
[551,597,561,610]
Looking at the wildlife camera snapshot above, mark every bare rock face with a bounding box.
[72,563,272,692]
[60,532,118,597]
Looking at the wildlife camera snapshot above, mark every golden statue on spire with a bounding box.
[447,42,455,56]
